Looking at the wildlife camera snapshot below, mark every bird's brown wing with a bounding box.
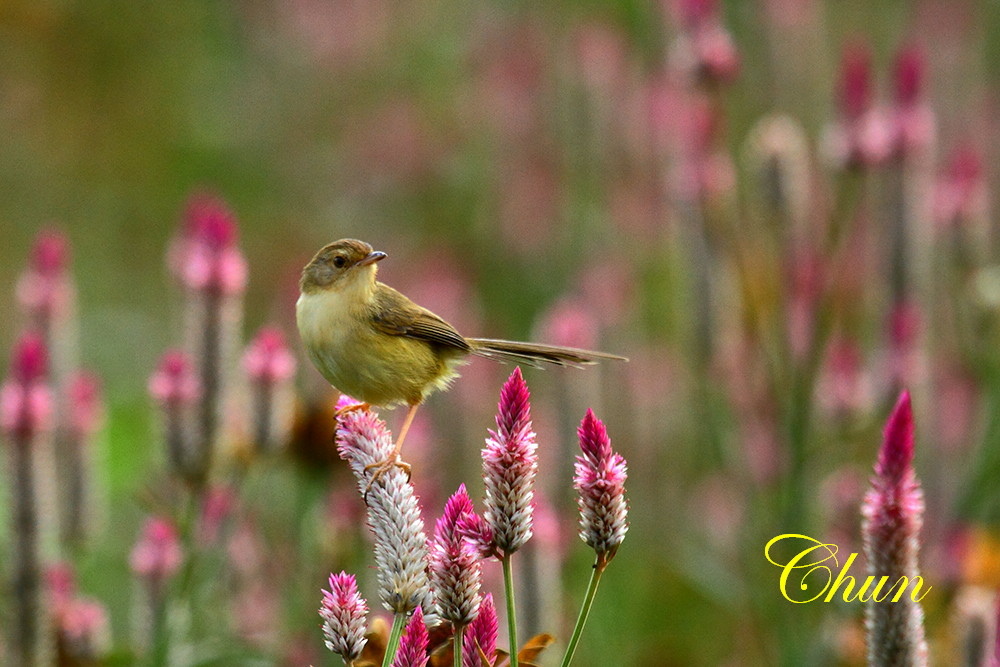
[369,283,472,352]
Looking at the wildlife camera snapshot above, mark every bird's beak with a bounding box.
[358,250,387,267]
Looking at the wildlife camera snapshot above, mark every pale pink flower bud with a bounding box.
[462,593,498,667]
[430,485,482,626]
[320,571,369,662]
[392,606,429,667]
[149,351,201,481]
[130,517,183,586]
[481,367,538,557]
[336,408,434,615]
[862,391,928,666]
[574,409,628,562]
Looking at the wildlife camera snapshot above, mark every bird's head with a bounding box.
[299,239,387,294]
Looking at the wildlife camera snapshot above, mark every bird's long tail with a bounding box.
[466,338,627,368]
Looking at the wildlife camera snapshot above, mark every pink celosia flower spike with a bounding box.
[130,518,183,587]
[16,229,73,324]
[392,606,429,667]
[2,333,57,666]
[149,350,201,482]
[320,571,369,663]
[862,391,928,666]
[463,593,498,667]
[430,484,482,626]
[243,326,297,455]
[336,408,434,616]
[482,367,538,557]
[574,409,629,566]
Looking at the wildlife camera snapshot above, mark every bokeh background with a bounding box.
[4,0,1000,665]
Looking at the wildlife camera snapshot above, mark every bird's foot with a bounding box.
[362,455,412,500]
[334,399,370,418]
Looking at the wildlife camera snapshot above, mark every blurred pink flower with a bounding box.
[886,45,935,159]
[16,229,73,324]
[1,333,52,440]
[243,327,296,384]
[320,571,369,662]
[462,593,498,667]
[130,517,183,586]
[536,298,598,352]
[823,43,891,169]
[934,144,987,227]
[392,605,429,667]
[862,391,928,666]
[198,484,237,545]
[148,351,200,406]
[55,596,111,661]
[817,336,873,419]
[887,300,923,391]
[573,22,629,99]
[170,194,248,295]
[668,0,740,85]
[574,409,628,563]
[67,371,103,438]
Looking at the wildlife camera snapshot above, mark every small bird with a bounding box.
[296,239,626,480]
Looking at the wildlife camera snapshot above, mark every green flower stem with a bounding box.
[502,554,519,667]
[381,611,407,667]
[453,624,465,667]
[559,554,607,667]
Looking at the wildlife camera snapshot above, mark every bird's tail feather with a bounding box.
[466,338,627,369]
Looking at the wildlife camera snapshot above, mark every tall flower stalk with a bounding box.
[561,409,628,667]
[862,391,928,666]
[336,405,434,666]
[242,326,297,457]
[467,367,538,667]
[1,334,56,666]
[169,194,248,485]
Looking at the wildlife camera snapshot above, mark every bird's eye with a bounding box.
[333,255,347,268]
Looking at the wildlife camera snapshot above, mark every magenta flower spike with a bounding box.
[669,0,740,85]
[574,409,629,565]
[2,333,57,666]
[392,606,429,667]
[243,326,297,455]
[320,571,369,663]
[463,593,498,667]
[482,367,538,558]
[862,391,928,666]
[336,408,433,616]
[430,484,482,627]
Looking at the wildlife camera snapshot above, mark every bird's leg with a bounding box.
[363,403,419,496]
